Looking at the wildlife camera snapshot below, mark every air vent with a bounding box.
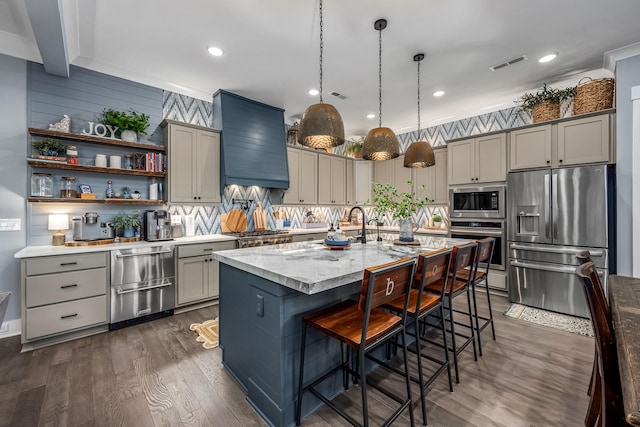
[329,91,347,100]
[489,54,528,72]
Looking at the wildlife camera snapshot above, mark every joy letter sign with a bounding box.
[81,122,118,139]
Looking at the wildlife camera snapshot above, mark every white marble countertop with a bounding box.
[14,234,237,258]
[281,225,448,236]
[212,233,469,295]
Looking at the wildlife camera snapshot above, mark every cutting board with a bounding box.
[253,203,267,231]
[221,213,230,233]
[226,209,247,232]
[65,239,115,246]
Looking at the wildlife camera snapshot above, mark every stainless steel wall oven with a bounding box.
[450,220,506,270]
[449,185,506,219]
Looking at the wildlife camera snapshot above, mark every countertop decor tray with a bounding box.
[323,243,351,250]
[393,239,420,246]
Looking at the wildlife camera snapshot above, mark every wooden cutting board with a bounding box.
[226,209,247,232]
[221,213,230,233]
[253,203,267,231]
[65,239,115,246]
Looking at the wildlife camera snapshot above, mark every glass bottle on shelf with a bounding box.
[106,180,114,199]
[124,154,133,170]
[60,176,77,198]
[66,145,78,164]
[30,173,53,197]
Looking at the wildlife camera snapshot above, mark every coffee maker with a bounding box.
[144,210,173,241]
[72,212,115,241]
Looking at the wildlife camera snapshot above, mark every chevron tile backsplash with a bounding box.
[165,91,564,235]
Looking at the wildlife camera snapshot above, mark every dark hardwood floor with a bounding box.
[0,293,592,427]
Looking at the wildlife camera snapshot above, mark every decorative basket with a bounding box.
[573,77,614,115]
[532,100,560,123]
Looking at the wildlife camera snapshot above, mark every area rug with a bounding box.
[504,303,593,337]
[190,318,219,349]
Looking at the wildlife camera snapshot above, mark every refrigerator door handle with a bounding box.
[544,173,551,238]
[511,260,590,274]
[509,243,605,257]
[552,173,558,239]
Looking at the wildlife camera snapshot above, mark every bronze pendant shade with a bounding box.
[404,53,435,168]
[297,103,345,148]
[363,19,400,161]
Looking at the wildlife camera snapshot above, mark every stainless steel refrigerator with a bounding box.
[507,165,616,318]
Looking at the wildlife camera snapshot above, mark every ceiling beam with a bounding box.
[24,0,69,78]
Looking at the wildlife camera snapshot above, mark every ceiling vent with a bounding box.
[329,91,348,100]
[489,54,528,72]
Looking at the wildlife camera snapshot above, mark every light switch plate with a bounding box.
[0,219,20,231]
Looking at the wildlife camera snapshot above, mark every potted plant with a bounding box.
[31,138,65,158]
[100,108,151,142]
[370,181,432,242]
[431,214,442,229]
[344,138,364,158]
[516,83,576,123]
[111,211,142,238]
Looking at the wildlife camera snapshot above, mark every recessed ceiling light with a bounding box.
[538,53,557,63]
[366,113,376,119]
[308,89,319,96]
[207,46,224,57]
[433,90,445,97]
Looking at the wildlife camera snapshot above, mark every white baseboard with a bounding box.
[0,318,21,339]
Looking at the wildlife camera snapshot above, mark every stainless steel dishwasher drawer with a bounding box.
[110,278,175,324]
[111,246,175,286]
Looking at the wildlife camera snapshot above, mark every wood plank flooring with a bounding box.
[0,293,592,426]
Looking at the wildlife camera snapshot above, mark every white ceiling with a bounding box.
[2,0,640,139]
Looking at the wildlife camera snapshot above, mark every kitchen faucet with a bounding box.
[348,206,367,244]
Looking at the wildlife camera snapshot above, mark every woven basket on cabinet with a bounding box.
[532,100,560,123]
[573,77,614,115]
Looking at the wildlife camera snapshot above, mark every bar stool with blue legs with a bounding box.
[295,257,417,427]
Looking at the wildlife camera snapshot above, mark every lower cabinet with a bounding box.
[21,252,109,344]
[291,232,326,242]
[177,241,235,306]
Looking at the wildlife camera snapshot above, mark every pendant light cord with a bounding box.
[319,0,324,103]
[378,26,382,127]
[417,58,421,133]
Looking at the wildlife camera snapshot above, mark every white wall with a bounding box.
[0,53,27,333]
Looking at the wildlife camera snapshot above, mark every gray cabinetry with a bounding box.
[283,147,317,205]
[177,241,235,306]
[163,120,221,204]
[21,252,109,345]
[448,133,507,184]
[412,148,448,204]
[318,154,346,205]
[353,160,373,206]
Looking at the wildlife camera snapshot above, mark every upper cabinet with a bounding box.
[163,120,221,204]
[373,155,412,189]
[345,159,354,206]
[318,154,346,205]
[448,133,507,184]
[283,147,317,205]
[412,148,448,204]
[353,161,372,206]
[509,112,614,171]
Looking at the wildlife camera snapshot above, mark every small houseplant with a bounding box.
[111,211,142,238]
[431,214,442,228]
[516,83,576,123]
[370,181,431,242]
[344,138,364,158]
[31,138,65,157]
[100,108,150,142]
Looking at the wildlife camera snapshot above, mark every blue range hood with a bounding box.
[213,90,289,190]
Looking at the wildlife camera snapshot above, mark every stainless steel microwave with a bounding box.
[449,185,506,218]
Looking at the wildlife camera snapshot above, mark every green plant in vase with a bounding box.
[111,211,142,238]
[100,108,150,142]
[515,83,576,122]
[431,214,443,228]
[32,137,65,157]
[344,138,364,158]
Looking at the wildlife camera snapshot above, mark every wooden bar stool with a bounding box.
[296,257,417,427]
[576,262,629,427]
[423,242,478,384]
[380,248,454,426]
[455,237,497,357]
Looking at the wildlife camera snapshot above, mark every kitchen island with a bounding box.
[212,234,469,427]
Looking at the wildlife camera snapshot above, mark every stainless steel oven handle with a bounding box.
[115,281,173,295]
[544,173,550,238]
[510,260,579,274]
[450,228,503,237]
[552,173,558,239]
[115,249,173,258]
[509,243,604,257]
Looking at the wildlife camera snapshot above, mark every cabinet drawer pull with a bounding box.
[60,262,78,266]
[60,284,78,289]
[202,248,213,252]
[61,313,78,319]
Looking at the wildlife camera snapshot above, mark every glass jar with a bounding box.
[60,176,77,198]
[398,219,415,242]
[124,154,133,170]
[31,173,53,197]
[66,145,78,164]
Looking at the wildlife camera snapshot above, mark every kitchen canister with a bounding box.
[30,173,53,197]
[95,154,107,168]
[109,155,121,169]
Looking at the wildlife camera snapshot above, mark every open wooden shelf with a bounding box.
[27,160,166,177]
[29,128,166,152]
[27,197,166,205]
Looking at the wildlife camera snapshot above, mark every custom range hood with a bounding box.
[213,90,289,190]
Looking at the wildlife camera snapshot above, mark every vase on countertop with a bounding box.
[123,227,134,238]
[121,130,137,142]
[398,218,416,242]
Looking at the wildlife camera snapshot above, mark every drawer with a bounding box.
[178,241,236,258]
[25,295,107,340]
[26,252,107,276]
[26,267,107,308]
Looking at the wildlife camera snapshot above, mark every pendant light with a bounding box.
[297,0,345,148]
[362,19,400,161]
[404,53,436,168]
